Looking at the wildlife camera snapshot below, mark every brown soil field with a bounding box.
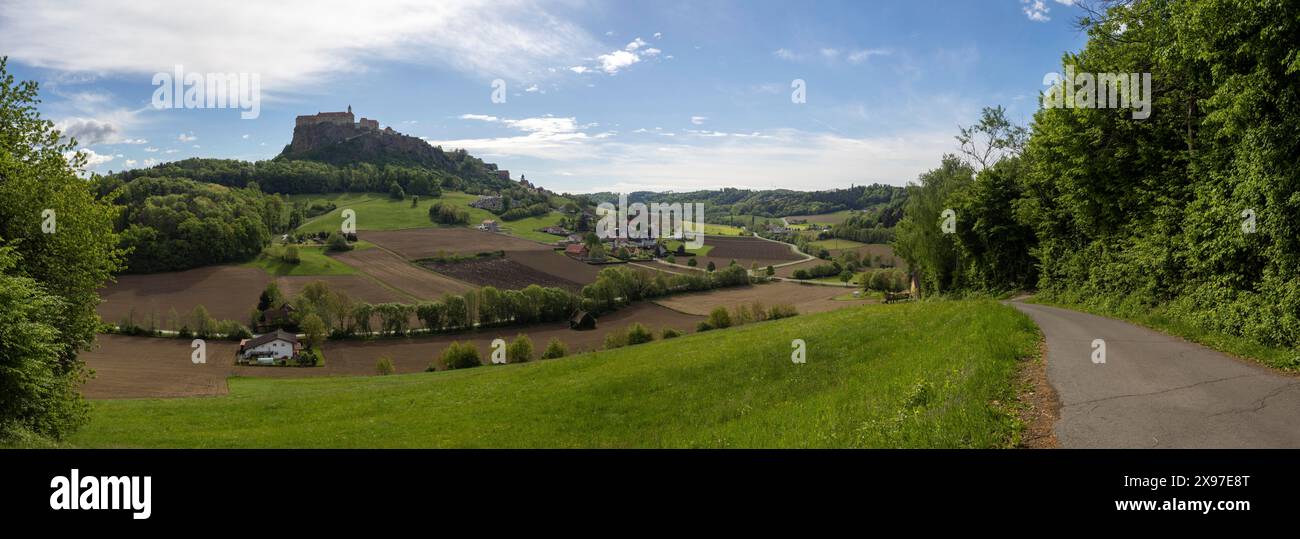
[363,228,550,259]
[420,256,589,292]
[654,281,859,316]
[333,247,474,300]
[81,335,239,398]
[81,303,703,397]
[97,265,271,326]
[693,236,804,270]
[505,250,604,284]
[275,274,408,305]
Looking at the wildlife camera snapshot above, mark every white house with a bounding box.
[238,330,300,363]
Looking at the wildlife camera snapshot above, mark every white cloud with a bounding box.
[0,0,608,89]
[120,138,148,144]
[460,113,500,122]
[144,147,159,152]
[625,38,647,51]
[690,116,707,125]
[773,48,800,61]
[525,84,540,92]
[597,49,640,74]
[125,159,138,168]
[242,134,250,139]
[178,132,197,142]
[1022,0,1074,22]
[653,32,662,39]
[54,117,118,146]
[820,48,840,59]
[569,65,589,74]
[847,48,891,63]
[63,148,114,168]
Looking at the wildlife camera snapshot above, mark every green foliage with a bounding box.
[98,176,285,273]
[300,313,326,349]
[507,334,534,363]
[376,357,395,376]
[661,327,682,339]
[626,323,654,345]
[541,338,568,359]
[282,244,301,264]
[428,201,470,225]
[325,231,352,252]
[707,307,732,329]
[440,341,482,370]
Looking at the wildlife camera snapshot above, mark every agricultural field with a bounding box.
[71,300,1039,448]
[80,302,701,398]
[495,211,569,243]
[785,209,857,225]
[777,243,904,278]
[362,227,551,259]
[654,281,855,316]
[420,255,590,293]
[97,265,272,325]
[694,235,805,270]
[332,247,474,300]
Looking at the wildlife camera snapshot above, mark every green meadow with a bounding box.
[72,300,1040,448]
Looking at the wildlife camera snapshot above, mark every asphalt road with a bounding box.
[1009,302,1300,448]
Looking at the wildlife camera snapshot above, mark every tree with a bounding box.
[839,270,853,284]
[376,357,395,375]
[892,155,974,296]
[687,257,698,267]
[300,313,326,350]
[955,105,1027,172]
[283,244,301,264]
[440,341,481,370]
[410,195,419,208]
[765,265,775,277]
[706,261,716,272]
[388,182,406,200]
[257,282,283,311]
[0,57,125,441]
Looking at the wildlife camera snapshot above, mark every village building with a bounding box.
[564,243,589,258]
[238,330,301,364]
[478,219,499,232]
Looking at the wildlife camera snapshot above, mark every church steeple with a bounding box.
[347,105,352,114]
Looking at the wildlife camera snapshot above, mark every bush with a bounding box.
[541,337,568,359]
[768,304,799,320]
[283,245,301,264]
[217,320,252,340]
[706,261,717,272]
[687,257,698,267]
[440,341,481,370]
[661,327,682,339]
[707,306,732,329]
[507,334,534,363]
[695,321,713,332]
[626,323,654,345]
[295,349,320,367]
[376,357,395,375]
[326,231,352,252]
[604,329,628,349]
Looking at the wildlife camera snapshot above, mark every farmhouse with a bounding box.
[540,225,569,236]
[478,219,499,232]
[238,330,300,363]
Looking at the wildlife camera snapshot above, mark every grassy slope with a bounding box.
[242,242,374,276]
[291,192,479,231]
[496,211,567,243]
[809,238,869,251]
[72,300,1039,448]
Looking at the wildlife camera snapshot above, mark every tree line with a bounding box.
[894,0,1300,351]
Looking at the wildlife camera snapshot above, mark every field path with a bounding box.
[1009,301,1300,448]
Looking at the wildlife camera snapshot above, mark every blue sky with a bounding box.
[1,0,1086,193]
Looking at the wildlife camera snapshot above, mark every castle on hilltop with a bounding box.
[295,105,381,131]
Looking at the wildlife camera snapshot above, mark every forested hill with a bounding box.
[111,157,513,196]
[585,184,908,225]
